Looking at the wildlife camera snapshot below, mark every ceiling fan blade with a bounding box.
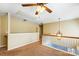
[43,6,52,13]
[35,11,39,15]
[22,3,38,7]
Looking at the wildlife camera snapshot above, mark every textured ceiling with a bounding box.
[0,3,79,24]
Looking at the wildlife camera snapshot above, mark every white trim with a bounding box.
[8,12,10,34]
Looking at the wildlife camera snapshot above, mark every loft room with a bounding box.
[0,3,79,56]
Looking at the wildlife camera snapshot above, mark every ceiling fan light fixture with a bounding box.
[35,6,45,14]
[40,6,45,12]
[35,6,45,15]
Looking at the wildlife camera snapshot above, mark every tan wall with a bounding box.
[0,16,1,46]
[1,15,8,34]
[0,14,8,47]
[10,16,39,33]
[43,18,79,37]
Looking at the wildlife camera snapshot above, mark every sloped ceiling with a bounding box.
[0,3,79,24]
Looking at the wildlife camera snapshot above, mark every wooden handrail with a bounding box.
[43,34,79,39]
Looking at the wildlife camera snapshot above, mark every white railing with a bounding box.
[42,35,79,55]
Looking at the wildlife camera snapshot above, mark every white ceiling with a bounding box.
[0,3,79,24]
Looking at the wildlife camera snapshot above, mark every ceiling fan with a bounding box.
[22,3,52,15]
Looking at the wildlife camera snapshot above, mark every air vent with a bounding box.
[23,19,27,21]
